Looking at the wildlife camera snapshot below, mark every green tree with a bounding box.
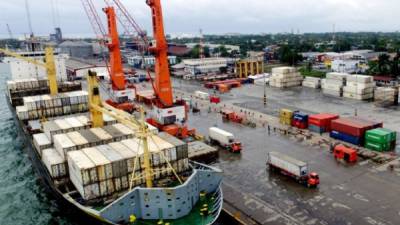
[279,45,303,65]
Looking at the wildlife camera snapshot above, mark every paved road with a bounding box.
[174,79,400,225]
[188,112,400,225]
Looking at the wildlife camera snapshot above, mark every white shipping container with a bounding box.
[70,172,100,200]
[16,106,29,120]
[76,115,91,129]
[112,123,135,137]
[67,150,97,186]
[97,145,127,178]
[90,127,113,142]
[346,75,373,83]
[65,117,84,131]
[53,134,77,160]
[42,148,67,178]
[272,67,296,75]
[67,131,89,149]
[345,81,374,89]
[326,72,348,81]
[33,133,52,156]
[343,86,374,95]
[54,119,73,133]
[343,92,374,100]
[83,147,112,181]
[108,142,138,173]
[209,127,235,146]
[268,152,308,177]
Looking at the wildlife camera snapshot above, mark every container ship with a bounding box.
[3,58,223,225]
[2,1,224,223]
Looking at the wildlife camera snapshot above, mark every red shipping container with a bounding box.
[331,117,383,137]
[309,113,339,131]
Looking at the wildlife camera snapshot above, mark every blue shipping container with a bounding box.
[309,124,325,133]
[330,130,361,145]
[293,112,308,122]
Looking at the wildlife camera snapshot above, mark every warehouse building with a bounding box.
[0,50,68,81]
[59,40,94,58]
[66,59,109,80]
[236,52,264,78]
[127,55,177,68]
[182,58,234,76]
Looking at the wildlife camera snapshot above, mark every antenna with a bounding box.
[332,23,336,42]
[199,28,205,59]
[25,0,34,37]
[6,24,13,39]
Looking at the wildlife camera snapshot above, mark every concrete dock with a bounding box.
[174,78,400,225]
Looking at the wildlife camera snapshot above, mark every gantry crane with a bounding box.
[145,0,195,138]
[0,47,58,95]
[81,0,136,113]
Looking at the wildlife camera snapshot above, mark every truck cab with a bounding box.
[307,172,320,187]
[230,141,242,153]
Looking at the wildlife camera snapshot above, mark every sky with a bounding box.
[0,0,400,38]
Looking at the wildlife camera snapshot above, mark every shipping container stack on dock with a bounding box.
[343,75,375,100]
[292,111,309,129]
[279,109,294,125]
[269,67,303,88]
[330,117,383,146]
[308,113,339,133]
[365,128,397,152]
[374,87,399,107]
[302,77,321,89]
[321,72,347,97]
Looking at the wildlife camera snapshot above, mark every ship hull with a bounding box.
[8,96,114,225]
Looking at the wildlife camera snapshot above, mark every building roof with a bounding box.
[168,44,191,56]
[59,40,92,47]
[65,58,95,71]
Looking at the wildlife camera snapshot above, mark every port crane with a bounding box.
[101,0,195,139]
[81,0,136,113]
[145,0,195,139]
[0,47,58,95]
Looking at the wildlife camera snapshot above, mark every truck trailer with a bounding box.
[267,152,319,188]
[209,127,242,153]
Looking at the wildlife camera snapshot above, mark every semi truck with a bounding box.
[267,152,319,188]
[209,127,242,153]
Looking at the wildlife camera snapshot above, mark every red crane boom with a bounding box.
[146,0,173,107]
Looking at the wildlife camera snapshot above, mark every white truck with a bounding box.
[267,152,319,188]
[208,127,242,153]
[194,91,210,100]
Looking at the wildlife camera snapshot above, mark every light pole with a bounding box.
[263,74,267,107]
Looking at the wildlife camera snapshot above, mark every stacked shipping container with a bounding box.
[330,117,383,145]
[365,128,397,152]
[279,109,293,125]
[292,112,308,129]
[67,137,190,200]
[308,113,339,133]
[16,91,89,121]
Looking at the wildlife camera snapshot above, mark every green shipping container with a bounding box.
[365,141,391,152]
[365,128,396,144]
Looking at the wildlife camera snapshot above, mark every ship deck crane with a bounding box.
[0,47,58,95]
[81,0,136,112]
[87,70,183,188]
[145,0,195,139]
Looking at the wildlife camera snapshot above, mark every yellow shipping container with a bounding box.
[279,108,293,125]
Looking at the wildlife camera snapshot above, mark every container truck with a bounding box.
[267,152,319,188]
[209,127,242,153]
